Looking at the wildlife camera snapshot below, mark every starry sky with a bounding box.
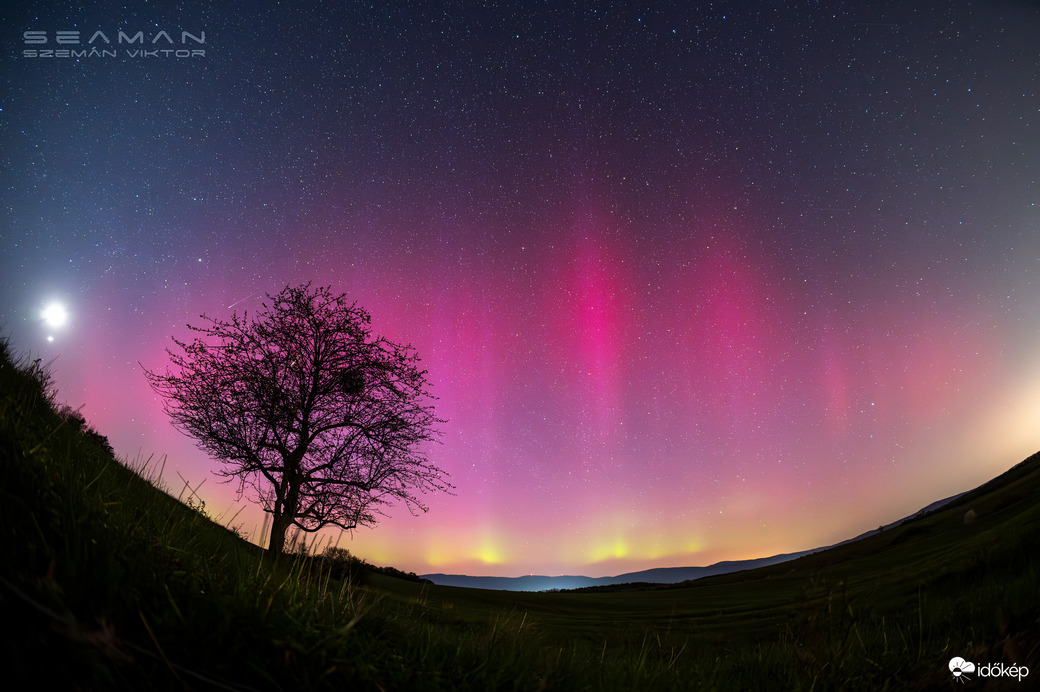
[3,1,1039,578]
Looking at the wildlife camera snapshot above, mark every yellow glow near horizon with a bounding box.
[422,542,455,567]
[588,535,629,563]
[970,360,1040,464]
[476,546,502,564]
[683,538,705,554]
[474,531,506,564]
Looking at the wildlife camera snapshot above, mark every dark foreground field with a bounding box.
[2,340,1037,690]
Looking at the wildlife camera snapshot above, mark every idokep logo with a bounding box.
[949,657,976,683]
[949,656,1030,683]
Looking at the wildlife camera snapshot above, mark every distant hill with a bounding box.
[422,490,968,591]
[423,552,811,591]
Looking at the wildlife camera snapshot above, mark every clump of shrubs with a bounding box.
[55,403,116,457]
[319,546,369,582]
[317,546,431,585]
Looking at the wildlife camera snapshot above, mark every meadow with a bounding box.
[1,338,1037,690]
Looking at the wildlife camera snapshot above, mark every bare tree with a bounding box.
[143,284,451,553]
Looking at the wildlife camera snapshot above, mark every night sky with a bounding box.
[3,1,1039,578]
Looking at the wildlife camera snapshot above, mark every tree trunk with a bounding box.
[269,456,303,553]
[269,510,292,553]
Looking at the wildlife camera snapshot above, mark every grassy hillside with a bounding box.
[2,338,1037,690]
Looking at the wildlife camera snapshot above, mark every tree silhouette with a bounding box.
[144,284,451,553]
